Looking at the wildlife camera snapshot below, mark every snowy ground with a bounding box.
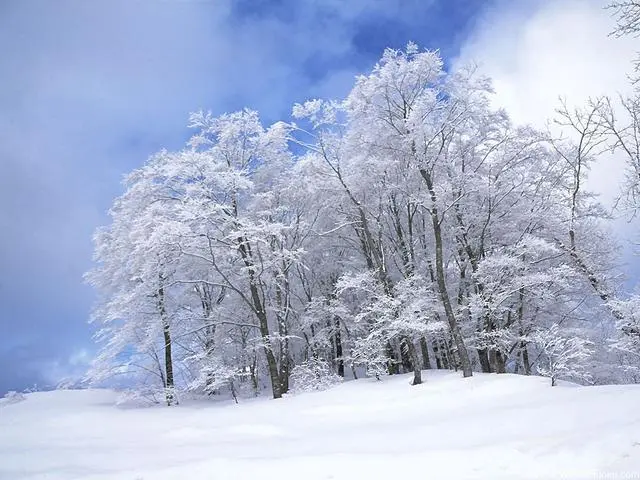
[2,371,640,480]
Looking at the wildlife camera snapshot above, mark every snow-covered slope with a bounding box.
[1,372,639,479]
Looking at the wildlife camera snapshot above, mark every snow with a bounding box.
[2,372,640,479]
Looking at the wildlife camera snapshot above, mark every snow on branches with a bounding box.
[87,42,634,405]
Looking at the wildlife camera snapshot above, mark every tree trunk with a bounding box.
[477,348,492,373]
[495,351,506,374]
[487,350,502,374]
[516,288,531,375]
[274,264,292,396]
[250,353,259,396]
[404,337,422,385]
[521,343,531,375]
[420,169,473,378]
[447,336,459,371]
[254,298,282,399]
[279,356,290,395]
[420,337,432,369]
[442,339,452,369]
[258,318,281,398]
[158,284,176,406]
[238,239,282,399]
[249,284,280,397]
[386,341,399,375]
[334,318,345,377]
[162,321,175,406]
[250,294,282,398]
[433,339,444,369]
[277,322,290,395]
[399,338,413,373]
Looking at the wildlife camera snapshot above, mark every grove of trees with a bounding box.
[86,5,640,405]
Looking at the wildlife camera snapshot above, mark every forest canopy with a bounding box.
[86,41,640,405]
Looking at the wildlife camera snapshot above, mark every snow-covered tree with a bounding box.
[289,358,343,393]
[609,296,640,378]
[531,324,594,386]
[88,41,631,404]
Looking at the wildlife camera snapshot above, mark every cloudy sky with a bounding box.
[0,0,636,394]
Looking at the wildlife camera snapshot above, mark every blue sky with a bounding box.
[0,0,633,394]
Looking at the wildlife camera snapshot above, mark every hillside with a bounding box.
[1,372,639,479]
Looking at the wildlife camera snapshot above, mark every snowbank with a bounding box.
[1,372,639,479]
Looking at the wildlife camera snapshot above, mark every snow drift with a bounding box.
[1,372,639,480]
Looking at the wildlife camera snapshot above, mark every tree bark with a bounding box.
[489,350,506,374]
[420,337,432,369]
[250,353,259,395]
[386,341,399,375]
[521,343,531,375]
[399,339,413,373]
[516,287,531,375]
[447,336,459,371]
[334,318,345,377]
[433,339,444,369]
[158,283,176,406]
[477,348,492,373]
[238,239,282,399]
[404,337,422,385]
[420,168,473,378]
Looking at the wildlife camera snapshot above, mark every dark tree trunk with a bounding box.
[279,354,290,395]
[433,339,444,369]
[386,341,399,375]
[334,318,345,377]
[420,337,432,369]
[404,337,422,385]
[489,350,506,374]
[477,348,492,373]
[309,324,318,360]
[420,168,473,378]
[253,293,281,398]
[447,336,459,371]
[274,266,291,396]
[441,339,451,369]
[238,239,282,399]
[158,283,176,406]
[195,284,222,391]
[277,324,290,395]
[516,288,531,375]
[495,351,506,374]
[488,350,497,373]
[521,343,531,375]
[163,322,175,405]
[399,339,413,373]
[250,353,259,395]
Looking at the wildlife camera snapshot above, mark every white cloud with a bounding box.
[458,0,637,202]
[460,0,637,127]
[458,0,640,281]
